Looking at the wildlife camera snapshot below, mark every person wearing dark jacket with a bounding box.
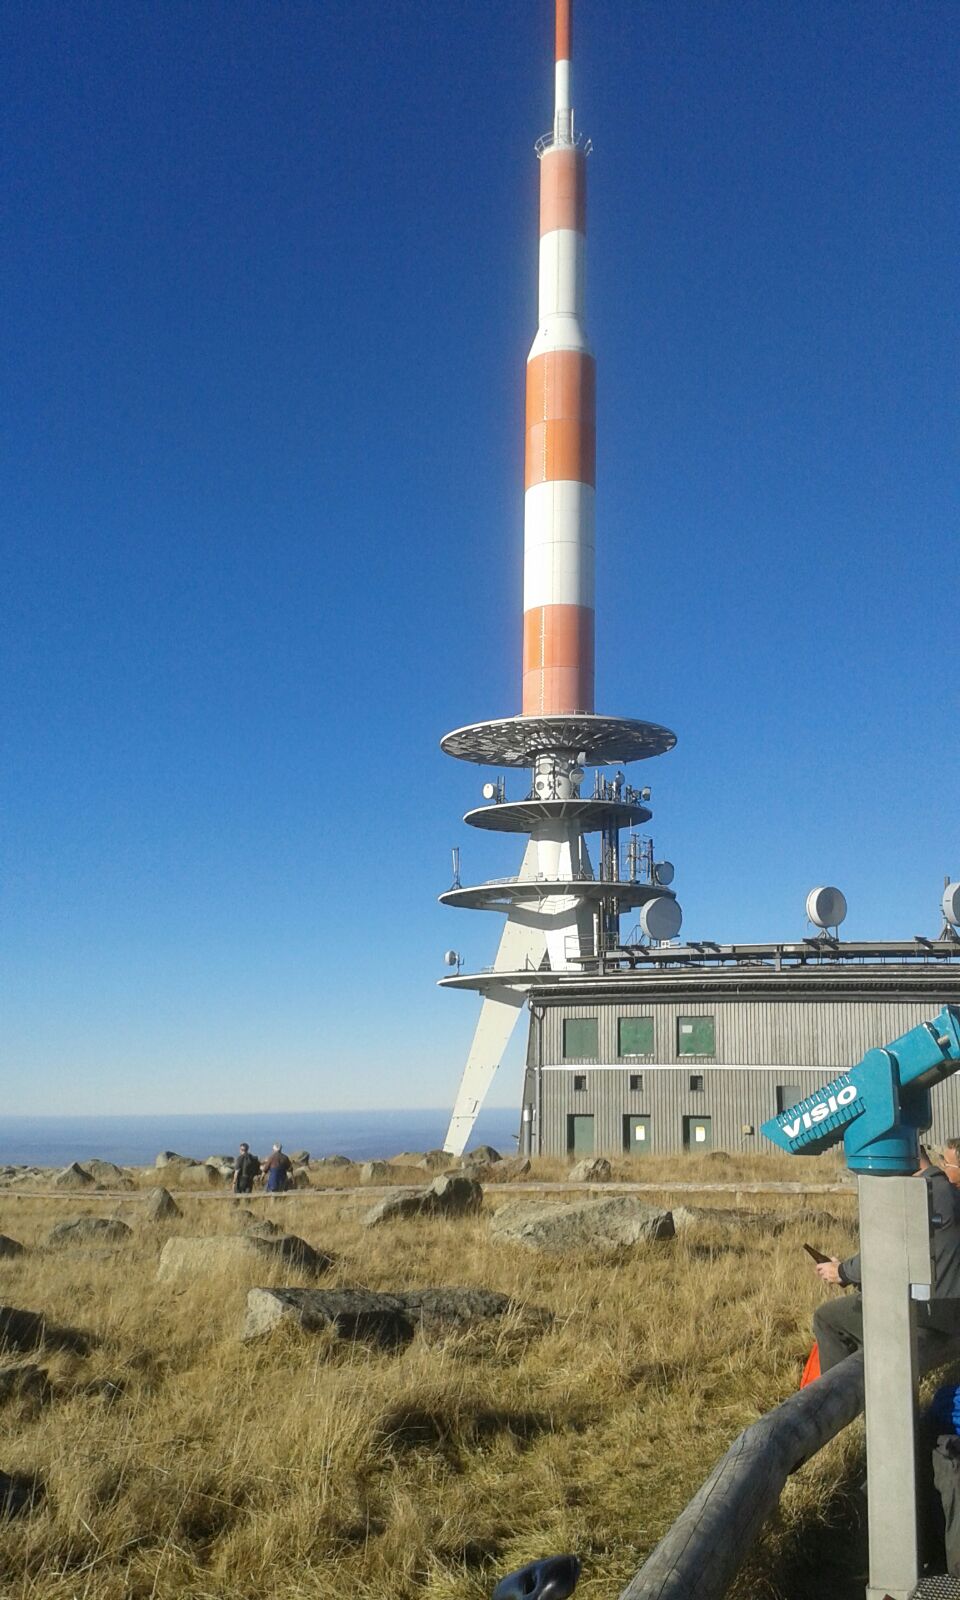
[813,1148,960,1371]
[232,1143,261,1194]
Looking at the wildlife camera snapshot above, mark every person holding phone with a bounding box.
[812,1146,960,1371]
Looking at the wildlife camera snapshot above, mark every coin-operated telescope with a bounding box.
[761,1005,960,1173]
[763,1005,960,1600]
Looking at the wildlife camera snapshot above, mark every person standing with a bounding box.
[812,1146,960,1371]
[232,1142,260,1195]
[262,1142,292,1194]
[942,1138,960,1189]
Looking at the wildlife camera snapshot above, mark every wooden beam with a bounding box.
[619,1351,865,1599]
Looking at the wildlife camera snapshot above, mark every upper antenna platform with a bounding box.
[441,714,676,768]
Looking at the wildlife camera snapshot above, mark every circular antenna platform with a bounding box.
[806,886,848,929]
[640,896,683,941]
[464,796,652,834]
[654,860,675,887]
[440,714,677,768]
[943,883,960,927]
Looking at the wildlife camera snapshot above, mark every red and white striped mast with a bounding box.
[523,0,595,719]
[438,0,680,1157]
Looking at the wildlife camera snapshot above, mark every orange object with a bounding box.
[800,1343,821,1388]
[539,146,586,235]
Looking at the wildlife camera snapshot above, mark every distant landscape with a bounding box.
[0,1108,521,1170]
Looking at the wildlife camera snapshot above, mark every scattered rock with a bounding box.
[416,1149,454,1172]
[359,1161,391,1184]
[290,1168,311,1189]
[176,1164,222,1188]
[289,1151,310,1167]
[489,1195,674,1255]
[52,1163,94,1190]
[242,1288,414,1347]
[243,1218,283,1239]
[0,1236,25,1258]
[0,1309,45,1355]
[84,1159,134,1188]
[399,1288,512,1332]
[143,1187,181,1222]
[569,1157,612,1183]
[47,1217,133,1248]
[0,1364,51,1409]
[460,1145,501,1167]
[204,1157,235,1179]
[362,1172,483,1228]
[156,1234,333,1282]
[242,1285,518,1345]
[0,1469,44,1519]
[155,1151,196,1169]
[315,1154,353,1167]
[485,1158,532,1183]
[388,1152,421,1166]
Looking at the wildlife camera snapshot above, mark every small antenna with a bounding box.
[451,847,461,889]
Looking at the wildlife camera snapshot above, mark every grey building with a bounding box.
[516,940,960,1157]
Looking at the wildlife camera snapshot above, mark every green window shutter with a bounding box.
[678,1016,716,1056]
[618,1017,654,1056]
[563,1017,598,1059]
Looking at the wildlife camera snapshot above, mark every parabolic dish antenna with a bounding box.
[481,782,496,800]
[654,860,675,887]
[942,883,960,928]
[806,886,847,930]
[640,896,682,941]
[443,950,460,967]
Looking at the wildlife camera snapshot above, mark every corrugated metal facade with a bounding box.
[523,993,960,1156]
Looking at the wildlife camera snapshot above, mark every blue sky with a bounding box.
[2,1,957,1115]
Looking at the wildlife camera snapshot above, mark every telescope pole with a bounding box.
[859,1173,933,1600]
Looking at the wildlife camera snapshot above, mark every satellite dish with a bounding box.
[943,884,960,927]
[640,896,682,941]
[653,860,675,887]
[640,787,651,802]
[569,765,584,783]
[443,950,460,967]
[481,782,496,800]
[806,886,847,930]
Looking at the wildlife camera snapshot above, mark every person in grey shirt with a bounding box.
[813,1147,960,1372]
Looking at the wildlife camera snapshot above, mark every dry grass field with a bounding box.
[0,1155,869,1600]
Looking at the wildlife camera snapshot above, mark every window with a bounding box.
[677,1016,715,1057]
[776,1084,802,1113]
[618,1016,654,1057]
[573,1074,587,1092]
[629,1072,643,1092]
[563,1017,598,1059]
[689,1074,704,1093]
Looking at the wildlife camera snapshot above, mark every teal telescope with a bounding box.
[761,1005,960,1173]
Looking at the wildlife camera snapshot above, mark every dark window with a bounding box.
[618,1016,654,1057]
[629,1072,643,1092]
[563,1017,598,1059]
[573,1074,587,1092]
[777,1084,802,1113]
[689,1074,704,1093]
[678,1016,715,1057]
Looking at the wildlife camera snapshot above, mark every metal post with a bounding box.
[859,1173,933,1600]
